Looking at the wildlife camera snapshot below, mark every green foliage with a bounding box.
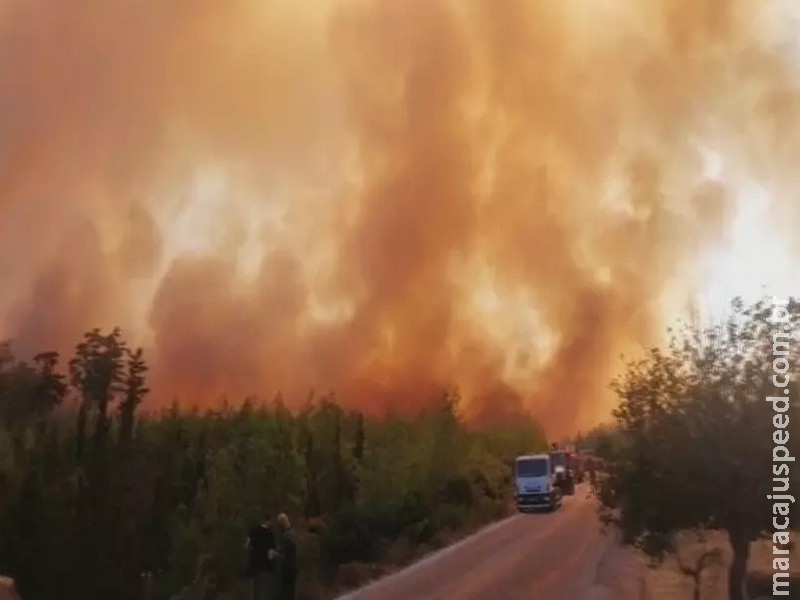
[0,328,537,599]
[598,297,800,600]
[575,423,620,460]
[0,343,68,428]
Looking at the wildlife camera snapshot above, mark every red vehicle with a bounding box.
[548,445,576,496]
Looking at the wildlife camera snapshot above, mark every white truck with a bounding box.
[514,453,562,512]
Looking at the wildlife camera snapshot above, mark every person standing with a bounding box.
[275,513,298,600]
[246,512,279,600]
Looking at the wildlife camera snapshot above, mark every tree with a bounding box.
[69,328,127,452]
[598,297,800,600]
[0,327,543,599]
[30,352,68,416]
[576,423,619,460]
[332,408,351,507]
[0,345,66,428]
[303,427,321,518]
[119,347,149,446]
[353,411,365,462]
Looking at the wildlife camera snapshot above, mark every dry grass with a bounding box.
[587,530,800,600]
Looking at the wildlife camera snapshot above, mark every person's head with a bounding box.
[277,512,290,530]
[261,511,272,527]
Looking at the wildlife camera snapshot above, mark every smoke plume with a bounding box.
[1,0,798,435]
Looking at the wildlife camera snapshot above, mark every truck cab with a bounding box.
[514,454,562,512]
[549,448,576,496]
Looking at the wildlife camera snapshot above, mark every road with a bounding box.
[337,484,616,600]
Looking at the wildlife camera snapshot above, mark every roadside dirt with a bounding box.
[586,530,800,600]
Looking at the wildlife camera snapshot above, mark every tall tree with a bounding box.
[353,411,365,462]
[598,297,800,600]
[30,352,68,424]
[69,328,127,451]
[0,345,66,427]
[119,347,149,446]
[304,427,321,517]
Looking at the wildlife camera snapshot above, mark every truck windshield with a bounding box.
[550,452,566,469]
[516,458,547,477]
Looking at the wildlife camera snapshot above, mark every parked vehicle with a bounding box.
[514,453,562,512]
[548,447,576,496]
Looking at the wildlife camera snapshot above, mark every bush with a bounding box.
[0,330,548,599]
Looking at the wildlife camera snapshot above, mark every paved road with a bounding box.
[338,485,615,600]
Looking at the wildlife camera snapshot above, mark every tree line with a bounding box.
[0,329,547,600]
[5,296,792,600]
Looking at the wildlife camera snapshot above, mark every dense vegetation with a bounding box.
[0,329,547,600]
[598,297,800,600]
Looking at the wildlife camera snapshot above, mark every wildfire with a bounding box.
[1,0,798,436]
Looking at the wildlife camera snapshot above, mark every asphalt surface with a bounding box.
[337,484,614,600]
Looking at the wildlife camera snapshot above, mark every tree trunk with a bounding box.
[727,530,750,600]
[76,403,88,460]
[677,549,721,600]
[119,407,134,446]
[304,431,320,517]
[353,412,365,461]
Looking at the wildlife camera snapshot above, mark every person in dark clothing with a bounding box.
[275,513,298,600]
[246,512,279,600]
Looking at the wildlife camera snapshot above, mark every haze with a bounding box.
[1,0,799,436]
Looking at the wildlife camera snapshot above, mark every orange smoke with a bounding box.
[1,0,798,436]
